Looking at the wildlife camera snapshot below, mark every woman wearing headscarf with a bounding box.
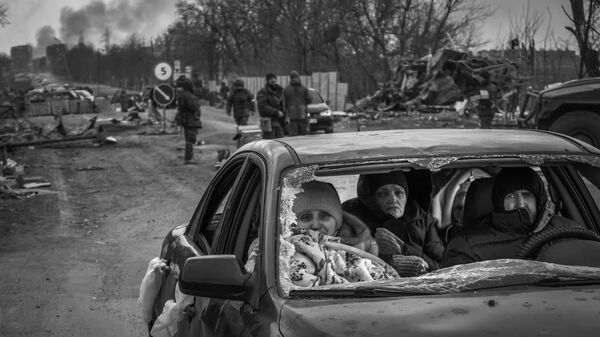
[343,171,445,276]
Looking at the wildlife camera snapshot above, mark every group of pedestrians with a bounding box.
[224,71,313,139]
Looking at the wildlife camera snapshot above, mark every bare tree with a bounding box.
[563,0,600,77]
[0,2,9,27]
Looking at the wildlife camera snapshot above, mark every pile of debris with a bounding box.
[1,158,51,199]
[355,48,522,116]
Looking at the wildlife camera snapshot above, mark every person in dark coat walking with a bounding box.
[226,79,254,126]
[441,167,585,267]
[282,71,312,136]
[256,73,285,139]
[476,70,497,129]
[176,79,202,164]
[342,171,445,276]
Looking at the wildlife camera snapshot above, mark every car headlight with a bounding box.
[319,109,332,117]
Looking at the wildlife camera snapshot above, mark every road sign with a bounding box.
[153,84,175,107]
[154,62,172,81]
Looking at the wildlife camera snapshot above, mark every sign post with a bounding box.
[153,83,175,133]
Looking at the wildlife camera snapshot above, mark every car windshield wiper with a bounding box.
[353,286,442,297]
[535,276,600,287]
[290,286,441,297]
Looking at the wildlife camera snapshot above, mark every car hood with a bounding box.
[280,287,600,337]
[307,102,329,113]
[279,260,600,337]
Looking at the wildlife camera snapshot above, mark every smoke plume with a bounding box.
[33,25,58,58]
[58,0,175,48]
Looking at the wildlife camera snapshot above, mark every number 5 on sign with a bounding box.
[154,62,173,81]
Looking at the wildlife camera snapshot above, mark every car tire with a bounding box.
[549,110,600,147]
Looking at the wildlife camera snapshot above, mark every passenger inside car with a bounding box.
[442,166,600,267]
[342,171,444,276]
[248,180,398,285]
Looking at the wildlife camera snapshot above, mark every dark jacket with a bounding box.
[477,81,497,117]
[226,86,254,118]
[442,210,581,267]
[283,80,311,120]
[177,90,201,127]
[257,83,284,127]
[342,198,444,270]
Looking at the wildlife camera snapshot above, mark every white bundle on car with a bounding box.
[150,281,194,337]
[138,257,168,323]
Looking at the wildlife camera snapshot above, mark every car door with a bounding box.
[179,154,266,337]
[151,154,248,331]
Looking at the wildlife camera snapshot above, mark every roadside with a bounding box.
[0,105,241,337]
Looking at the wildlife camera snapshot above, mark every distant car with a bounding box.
[307,88,334,133]
[74,89,94,102]
[146,129,600,337]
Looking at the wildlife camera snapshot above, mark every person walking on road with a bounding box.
[218,81,230,109]
[226,79,255,126]
[176,79,202,165]
[256,73,285,139]
[476,71,497,129]
[283,71,312,136]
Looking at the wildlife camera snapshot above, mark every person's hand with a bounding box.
[284,116,290,126]
[390,255,428,277]
[277,110,284,118]
[374,227,406,256]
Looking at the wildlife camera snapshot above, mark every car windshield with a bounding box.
[278,160,600,296]
[309,90,324,104]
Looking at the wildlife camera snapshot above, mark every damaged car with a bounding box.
[142,129,600,337]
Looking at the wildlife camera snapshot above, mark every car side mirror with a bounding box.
[179,255,251,301]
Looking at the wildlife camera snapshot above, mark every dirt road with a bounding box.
[0,102,483,336]
[0,105,243,337]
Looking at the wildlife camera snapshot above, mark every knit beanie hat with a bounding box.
[290,70,300,79]
[491,167,547,214]
[292,180,343,230]
[266,73,277,81]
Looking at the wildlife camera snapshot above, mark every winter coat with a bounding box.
[442,210,582,267]
[226,87,254,118]
[257,83,284,127]
[283,80,312,120]
[343,198,444,270]
[477,82,498,117]
[177,90,201,128]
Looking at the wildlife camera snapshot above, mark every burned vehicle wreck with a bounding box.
[141,129,600,337]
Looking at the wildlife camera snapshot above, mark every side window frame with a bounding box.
[187,155,248,254]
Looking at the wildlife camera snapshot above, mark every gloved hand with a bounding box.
[374,227,407,257]
[390,255,428,277]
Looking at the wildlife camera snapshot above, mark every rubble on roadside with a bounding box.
[0,157,52,199]
[351,48,522,123]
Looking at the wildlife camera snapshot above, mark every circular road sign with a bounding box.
[154,62,173,81]
[153,84,175,107]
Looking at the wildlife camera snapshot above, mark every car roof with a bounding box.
[246,129,600,165]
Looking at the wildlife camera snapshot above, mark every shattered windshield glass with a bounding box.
[278,163,600,297]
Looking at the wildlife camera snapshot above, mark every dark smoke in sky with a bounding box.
[33,25,58,58]
[57,0,174,48]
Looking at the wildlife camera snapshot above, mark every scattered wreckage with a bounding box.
[353,48,520,120]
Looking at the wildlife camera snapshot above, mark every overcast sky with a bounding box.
[0,0,575,56]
